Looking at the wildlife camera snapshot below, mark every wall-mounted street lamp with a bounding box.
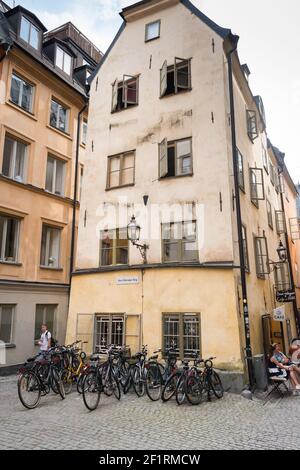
[127,215,149,264]
[268,240,288,271]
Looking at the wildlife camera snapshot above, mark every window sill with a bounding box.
[106,183,135,191]
[160,88,192,100]
[47,125,72,141]
[0,260,22,266]
[111,104,138,114]
[40,266,63,272]
[6,100,37,121]
[3,343,16,349]
[239,186,246,194]
[159,173,193,181]
[251,200,259,209]
[145,36,160,43]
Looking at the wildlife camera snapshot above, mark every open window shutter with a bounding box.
[275,210,286,234]
[254,236,270,276]
[247,110,258,140]
[122,75,137,106]
[174,57,190,93]
[159,138,168,178]
[289,218,300,240]
[249,168,265,200]
[111,78,118,111]
[160,60,167,97]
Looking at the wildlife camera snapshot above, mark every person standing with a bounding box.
[38,324,51,352]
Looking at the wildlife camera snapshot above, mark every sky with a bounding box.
[7,0,300,182]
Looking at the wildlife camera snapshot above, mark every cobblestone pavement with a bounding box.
[0,376,300,450]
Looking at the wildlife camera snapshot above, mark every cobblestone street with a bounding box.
[0,376,300,450]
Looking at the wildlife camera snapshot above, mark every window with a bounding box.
[2,135,28,182]
[249,167,265,206]
[159,138,192,178]
[55,46,72,75]
[95,315,124,351]
[246,110,258,141]
[100,228,128,266]
[241,225,249,272]
[269,160,275,185]
[20,16,39,49]
[0,305,14,344]
[162,221,198,263]
[34,305,56,341]
[145,20,160,41]
[162,313,201,359]
[50,99,68,133]
[275,210,286,234]
[289,218,300,241]
[45,155,65,196]
[40,225,61,268]
[262,145,268,173]
[10,73,34,112]
[82,119,88,145]
[254,236,270,278]
[107,152,135,189]
[160,58,191,97]
[111,76,139,112]
[237,148,244,191]
[79,166,84,200]
[274,263,291,293]
[266,199,273,229]
[0,214,20,263]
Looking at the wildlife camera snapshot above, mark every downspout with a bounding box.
[278,165,300,336]
[227,38,254,388]
[70,100,88,279]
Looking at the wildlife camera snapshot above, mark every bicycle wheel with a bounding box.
[52,368,65,400]
[105,372,121,400]
[61,370,73,395]
[133,366,145,397]
[77,373,85,394]
[175,376,186,406]
[162,373,178,402]
[186,374,203,405]
[146,364,162,401]
[18,371,41,409]
[82,370,101,411]
[209,370,224,399]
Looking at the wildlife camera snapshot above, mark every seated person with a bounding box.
[269,343,300,392]
[289,339,300,374]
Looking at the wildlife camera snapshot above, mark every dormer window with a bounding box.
[20,16,39,49]
[56,46,72,75]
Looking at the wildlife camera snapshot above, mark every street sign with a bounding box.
[117,276,139,285]
[276,291,296,303]
[273,306,285,322]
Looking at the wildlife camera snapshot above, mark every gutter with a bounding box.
[70,100,88,277]
[227,39,254,388]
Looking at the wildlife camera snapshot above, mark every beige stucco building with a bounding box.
[66,0,300,389]
[0,2,101,368]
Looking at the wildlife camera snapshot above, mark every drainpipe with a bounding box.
[278,166,300,336]
[70,100,88,279]
[227,39,254,388]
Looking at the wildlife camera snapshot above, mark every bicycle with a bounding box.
[145,347,178,401]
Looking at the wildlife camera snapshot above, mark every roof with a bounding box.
[89,0,233,84]
[5,5,47,32]
[268,139,297,194]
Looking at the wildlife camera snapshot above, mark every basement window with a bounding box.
[160,58,191,97]
[111,76,139,112]
[159,138,192,179]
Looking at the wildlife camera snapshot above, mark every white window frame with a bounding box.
[40,225,61,268]
[2,135,28,183]
[45,155,66,196]
[0,304,14,344]
[0,215,20,263]
[145,20,161,42]
[10,73,34,113]
[55,45,72,75]
[20,16,39,49]
[50,99,69,133]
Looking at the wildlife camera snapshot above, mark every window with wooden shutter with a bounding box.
[111,78,118,111]
[254,236,270,278]
[123,75,138,106]
[237,148,244,191]
[249,167,265,203]
[174,57,191,93]
[275,210,286,234]
[274,262,291,292]
[246,110,258,141]
[266,199,273,229]
[160,60,167,97]
[159,138,168,178]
